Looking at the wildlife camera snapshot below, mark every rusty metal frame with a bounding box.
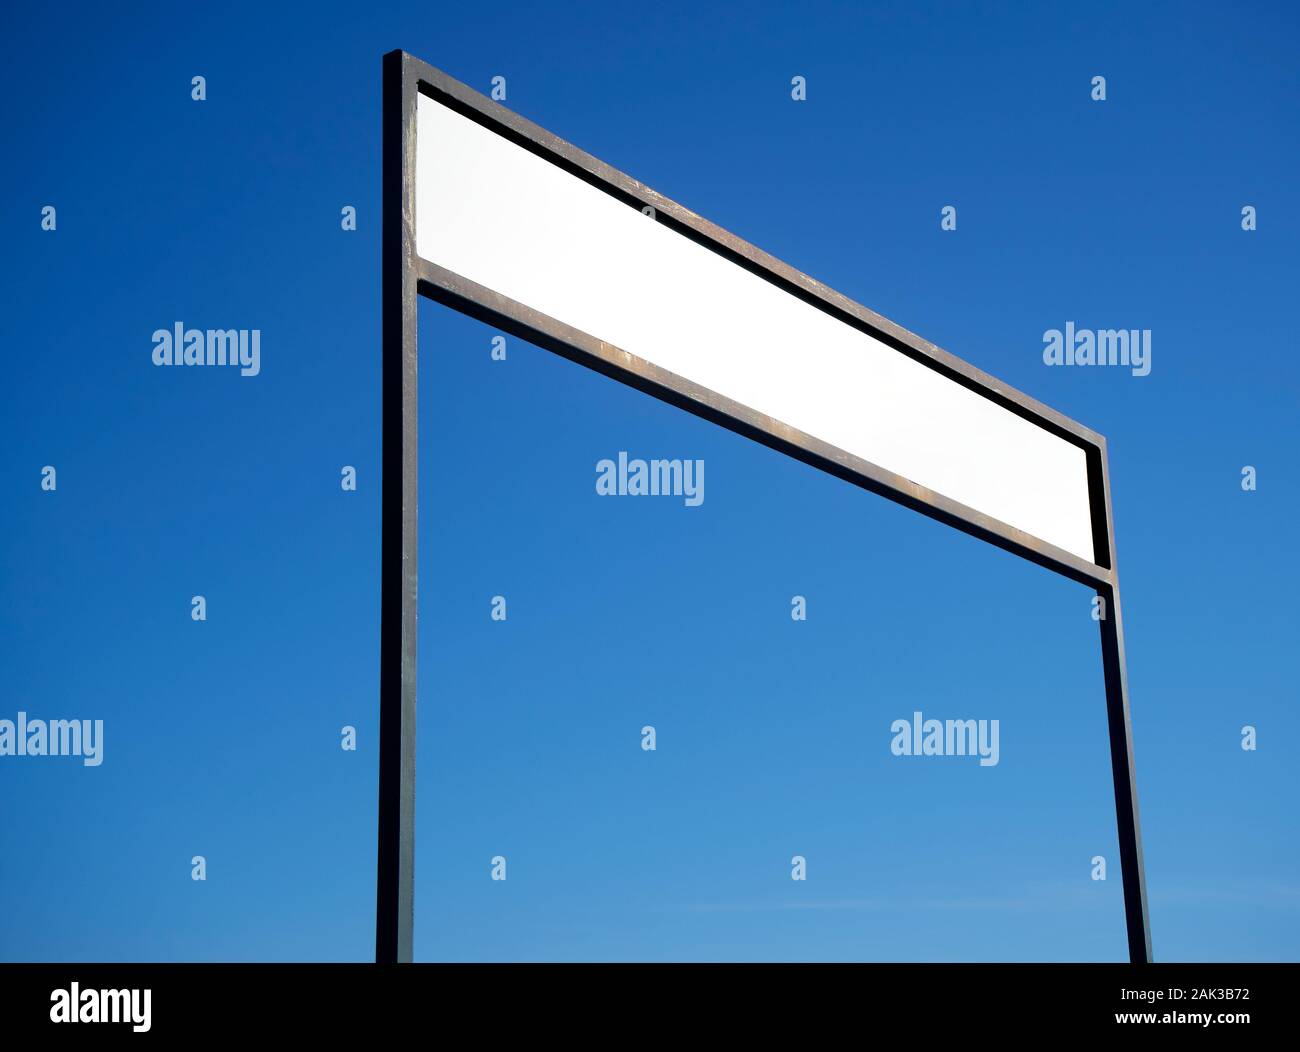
[379,48,1152,963]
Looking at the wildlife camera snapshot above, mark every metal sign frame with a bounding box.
[378,48,1152,963]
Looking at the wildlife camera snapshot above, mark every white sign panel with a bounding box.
[414,93,1095,561]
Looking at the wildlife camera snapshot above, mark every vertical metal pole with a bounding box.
[377,49,418,964]
[1092,444,1152,963]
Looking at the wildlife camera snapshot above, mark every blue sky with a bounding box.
[1,0,1296,962]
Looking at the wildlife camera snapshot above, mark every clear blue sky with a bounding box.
[1,0,1296,962]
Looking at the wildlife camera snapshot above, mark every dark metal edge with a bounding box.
[1093,446,1153,963]
[377,48,419,965]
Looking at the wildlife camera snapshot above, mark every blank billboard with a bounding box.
[414,92,1095,562]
